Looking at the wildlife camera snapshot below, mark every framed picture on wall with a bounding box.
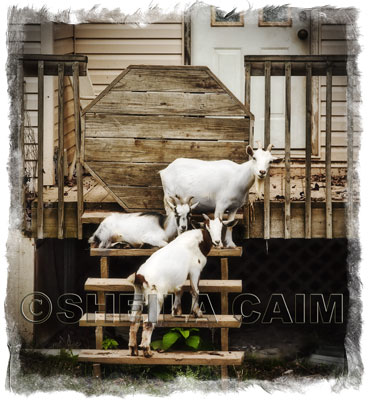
[211,7,244,27]
[259,6,292,27]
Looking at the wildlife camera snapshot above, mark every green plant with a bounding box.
[102,337,119,350]
[150,328,202,351]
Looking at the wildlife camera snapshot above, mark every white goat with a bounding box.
[88,196,198,249]
[160,143,282,247]
[127,225,213,357]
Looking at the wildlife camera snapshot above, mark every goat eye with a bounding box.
[253,157,256,161]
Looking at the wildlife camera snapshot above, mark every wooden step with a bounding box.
[79,313,242,328]
[85,278,242,293]
[78,349,244,365]
[90,246,243,257]
[82,210,244,225]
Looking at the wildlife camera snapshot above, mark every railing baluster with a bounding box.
[37,61,44,239]
[346,58,355,239]
[305,63,312,238]
[325,65,333,238]
[284,62,291,239]
[264,61,271,240]
[73,62,83,240]
[58,63,65,239]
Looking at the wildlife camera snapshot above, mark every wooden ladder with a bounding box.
[78,245,244,380]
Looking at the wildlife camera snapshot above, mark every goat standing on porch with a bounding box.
[127,218,218,357]
[160,143,282,247]
[88,196,198,249]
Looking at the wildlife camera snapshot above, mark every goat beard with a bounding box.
[254,176,265,199]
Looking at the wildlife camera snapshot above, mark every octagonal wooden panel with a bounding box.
[82,65,252,211]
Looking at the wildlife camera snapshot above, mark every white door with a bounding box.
[191,6,310,150]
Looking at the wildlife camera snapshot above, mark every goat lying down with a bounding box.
[127,223,214,357]
[88,196,198,249]
[160,143,282,247]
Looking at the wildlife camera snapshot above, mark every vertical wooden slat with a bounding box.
[245,63,253,148]
[220,257,229,380]
[325,66,333,238]
[57,63,65,239]
[305,63,312,238]
[264,61,271,240]
[346,58,355,239]
[284,62,291,239]
[73,62,83,240]
[37,61,44,239]
[19,60,26,232]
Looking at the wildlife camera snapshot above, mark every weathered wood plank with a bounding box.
[87,162,163,187]
[73,62,83,240]
[88,91,247,116]
[57,63,65,239]
[264,61,271,239]
[305,63,312,238]
[284,62,291,239]
[84,139,247,163]
[325,66,333,238]
[113,68,225,92]
[78,350,245,366]
[346,58,355,239]
[80,313,242,328]
[105,186,163,210]
[90,247,243,258]
[37,61,44,239]
[85,278,243,293]
[85,114,249,141]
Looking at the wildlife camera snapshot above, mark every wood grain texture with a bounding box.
[78,349,245,365]
[90,247,243,258]
[88,90,247,116]
[37,61,44,239]
[84,138,247,163]
[85,278,243,293]
[284,62,291,239]
[57,63,65,239]
[113,67,225,92]
[80,313,242,328]
[85,113,249,141]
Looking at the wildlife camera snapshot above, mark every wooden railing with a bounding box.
[244,55,356,239]
[21,54,88,239]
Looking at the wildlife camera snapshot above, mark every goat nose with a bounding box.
[214,240,220,246]
[260,170,266,175]
[181,226,187,231]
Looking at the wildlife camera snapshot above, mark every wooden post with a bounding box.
[220,258,229,380]
[305,63,312,238]
[346,58,355,239]
[57,63,65,239]
[245,62,251,110]
[325,66,333,238]
[73,62,83,240]
[284,62,291,239]
[19,60,26,233]
[37,61,44,239]
[264,61,271,239]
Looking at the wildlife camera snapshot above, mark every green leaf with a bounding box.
[162,331,181,350]
[185,335,201,349]
[190,328,200,332]
[179,329,191,339]
[150,340,163,350]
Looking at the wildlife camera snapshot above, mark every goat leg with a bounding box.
[128,321,140,356]
[189,270,203,318]
[140,321,154,358]
[172,289,184,317]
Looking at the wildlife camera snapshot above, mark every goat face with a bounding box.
[246,143,282,180]
[192,214,238,248]
[167,196,199,234]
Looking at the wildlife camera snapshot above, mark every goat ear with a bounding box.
[267,143,274,152]
[190,201,199,210]
[224,219,238,228]
[246,145,254,157]
[167,197,176,210]
[271,156,283,164]
[191,220,203,229]
[202,213,210,221]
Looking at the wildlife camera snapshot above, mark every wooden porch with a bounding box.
[22,55,358,240]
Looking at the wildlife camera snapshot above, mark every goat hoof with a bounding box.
[192,310,203,318]
[142,347,153,358]
[172,308,182,317]
[129,345,138,356]
[226,242,236,248]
